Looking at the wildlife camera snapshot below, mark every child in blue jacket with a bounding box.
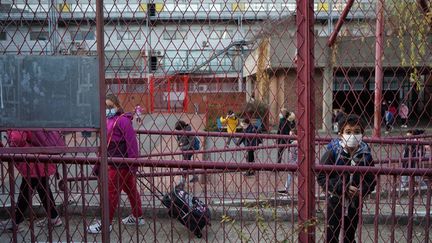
[317,114,376,243]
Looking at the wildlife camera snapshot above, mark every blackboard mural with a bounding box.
[0,55,100,128]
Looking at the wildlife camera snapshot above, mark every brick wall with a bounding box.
[187,92,246,114]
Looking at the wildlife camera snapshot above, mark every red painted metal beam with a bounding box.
[373,0,385,138]
[1,154,432,177]
[327,0,355,47]
[296,0,316,241]
[183,74,189,112]
[95,0,110,240]
[149,75,155,112]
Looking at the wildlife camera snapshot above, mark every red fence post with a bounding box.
[95,0,110,241]
[183,74,189,113]
[296,0,316,242]
[150,75,155,113]
[167,76,171,112]
[373,0,385,138]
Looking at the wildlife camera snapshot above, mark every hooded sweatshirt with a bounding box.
[107,112,139,170]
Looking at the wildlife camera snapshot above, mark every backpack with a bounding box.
[193,137,200,150]
[254,125,263,144]
[326,139,343,165]
[385,111,394,123]
[26,131,66,152]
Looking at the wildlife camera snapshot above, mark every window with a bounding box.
[105,50,142,72]
[209,4,221,11]
[164,50,187,72]
[71,30,95,41]
[163,29,188,40]
[246,3,266,11]
[334,76,365,91]
[117,30,140,40]
[267,4,280,12]
[0,32,6,41]
[281,3,296,12]
[30,31,49,41]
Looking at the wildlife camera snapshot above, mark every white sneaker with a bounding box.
[0,219,24,232]
[122,215,145,225]
[35,216,63,227]
[87,221,112,234]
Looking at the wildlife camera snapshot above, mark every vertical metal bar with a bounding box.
[183,74,189,112]
[425,179,431,243]
[373,0,385,138]
[407,176,415,243]
[62,163,71,243]
[296,0,315,241]
[80,163,88,243]
[150,75,155,112]
[390,175,397,243]
[167,76,171,112]
[95,0,109,241]
[374,176,381,243]
[341,177,346,240]
[322,46,333,132]
[8,161,17,243]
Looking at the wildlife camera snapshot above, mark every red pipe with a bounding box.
[1,154,431,176]
[373,0,385,138]
[0,147,98,154]
[327,0,355,47]
[183,74,189,112]
[0,154,432,176]
[95,0,110,239]
[296,0,316,240]
[62,169,240,183]
[167,76,171,112]
[149,75,155,112]
[136,129,432,145]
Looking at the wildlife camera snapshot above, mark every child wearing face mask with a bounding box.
[88,94,144,234]
[317,114,376,243]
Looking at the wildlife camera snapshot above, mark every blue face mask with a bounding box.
[106,108,117,118]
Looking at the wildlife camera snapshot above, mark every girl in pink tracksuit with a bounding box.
[88,94,144,234]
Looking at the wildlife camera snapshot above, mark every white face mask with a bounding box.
[341,134,362,148]
[279,113,283,119]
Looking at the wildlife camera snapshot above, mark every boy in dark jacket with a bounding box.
[237,118,261,176]
[317,114,376,243]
